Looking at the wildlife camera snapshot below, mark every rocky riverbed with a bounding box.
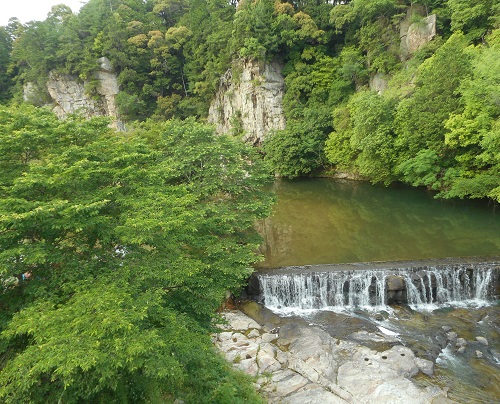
[215,303,454,403]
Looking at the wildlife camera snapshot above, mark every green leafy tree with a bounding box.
[394,32,472,188]
[448,0,499,43]
[0,27,13,103]
[326,90,397,183]
[439,30,500,201]
[264,51,352,177]
[0,106,272,402]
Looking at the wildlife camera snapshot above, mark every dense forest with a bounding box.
[0,0,499,402]
[1,0,499,201]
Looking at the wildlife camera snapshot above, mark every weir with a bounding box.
[250,257,500,311]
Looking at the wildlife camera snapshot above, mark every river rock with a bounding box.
[256,342,281,373]
[220,311,261,331]
[415,357,434,376]
[216,310,448,403]
[475,350,484,358]
[475,336,488,345]
[387,275,405,291]
[278,323,339,382]
[281,385,349,404]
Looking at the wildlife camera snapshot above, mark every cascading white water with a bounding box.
[259,270,387,312]
[258,265,498,312]
[401,266,495,309]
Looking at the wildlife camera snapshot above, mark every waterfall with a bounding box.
[257,262,498,312]
[401,266,496,310]
[259,270,387,311]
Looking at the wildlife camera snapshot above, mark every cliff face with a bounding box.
[208,59,286,145]
[24,57,124,130]
[370,9,437,94]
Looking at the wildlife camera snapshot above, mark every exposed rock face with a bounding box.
[400,8,437,58]
[406,14,437,54]
[215,310,449,403]
[47,72,101,119]
[208,59,286,145]
[369,72,389,94]
[25,57,124,130]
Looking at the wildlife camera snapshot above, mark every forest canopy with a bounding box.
[0,104,273,402]
[3,0,498,202]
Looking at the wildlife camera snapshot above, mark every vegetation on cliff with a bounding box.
[2,0,498,201]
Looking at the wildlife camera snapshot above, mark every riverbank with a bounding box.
[215,303,452,403]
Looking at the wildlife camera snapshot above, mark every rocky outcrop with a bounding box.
[24,57,124,130]
[208,59,286,145]
[46,72,101,119]
[215,310,450,403]
[400,7,437,58]
[369,72,389,94]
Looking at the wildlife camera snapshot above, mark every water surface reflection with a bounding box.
[258,178,500,267]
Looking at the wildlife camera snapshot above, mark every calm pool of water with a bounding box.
[258,178,500,268]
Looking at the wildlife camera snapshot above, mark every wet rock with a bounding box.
[239,301,282,331]
[415,357,434,376]
[475,350,484,358]
[456,338,467,347]
[446,331,457,341]
[387,275,405,291]
[216,309,449,404]
[442,326,452,332]
[457,346,466,354]
[475,336,488,346]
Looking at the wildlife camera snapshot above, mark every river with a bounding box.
[258,178,500,268]
[253,178,500,403]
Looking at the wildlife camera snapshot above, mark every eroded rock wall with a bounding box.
[24,57,124,130]
[208,59,286,145]
[400,7,437,59]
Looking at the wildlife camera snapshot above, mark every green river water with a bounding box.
[258,178,500,268]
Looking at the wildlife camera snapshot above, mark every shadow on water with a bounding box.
[257,178,500,268]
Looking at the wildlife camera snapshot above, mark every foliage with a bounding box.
[326,90,397,184]
[264,50,352,177]
[2,0,500,199]
[0,105,273,402]
[0,27,13,103]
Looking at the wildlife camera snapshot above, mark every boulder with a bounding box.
[475,336,488,346]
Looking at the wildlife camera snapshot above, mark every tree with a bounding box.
[439,29,500,201]
[0,106,272,402]
[0,27,13,103]
[393,32,472,188]
[326,90,397,183]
